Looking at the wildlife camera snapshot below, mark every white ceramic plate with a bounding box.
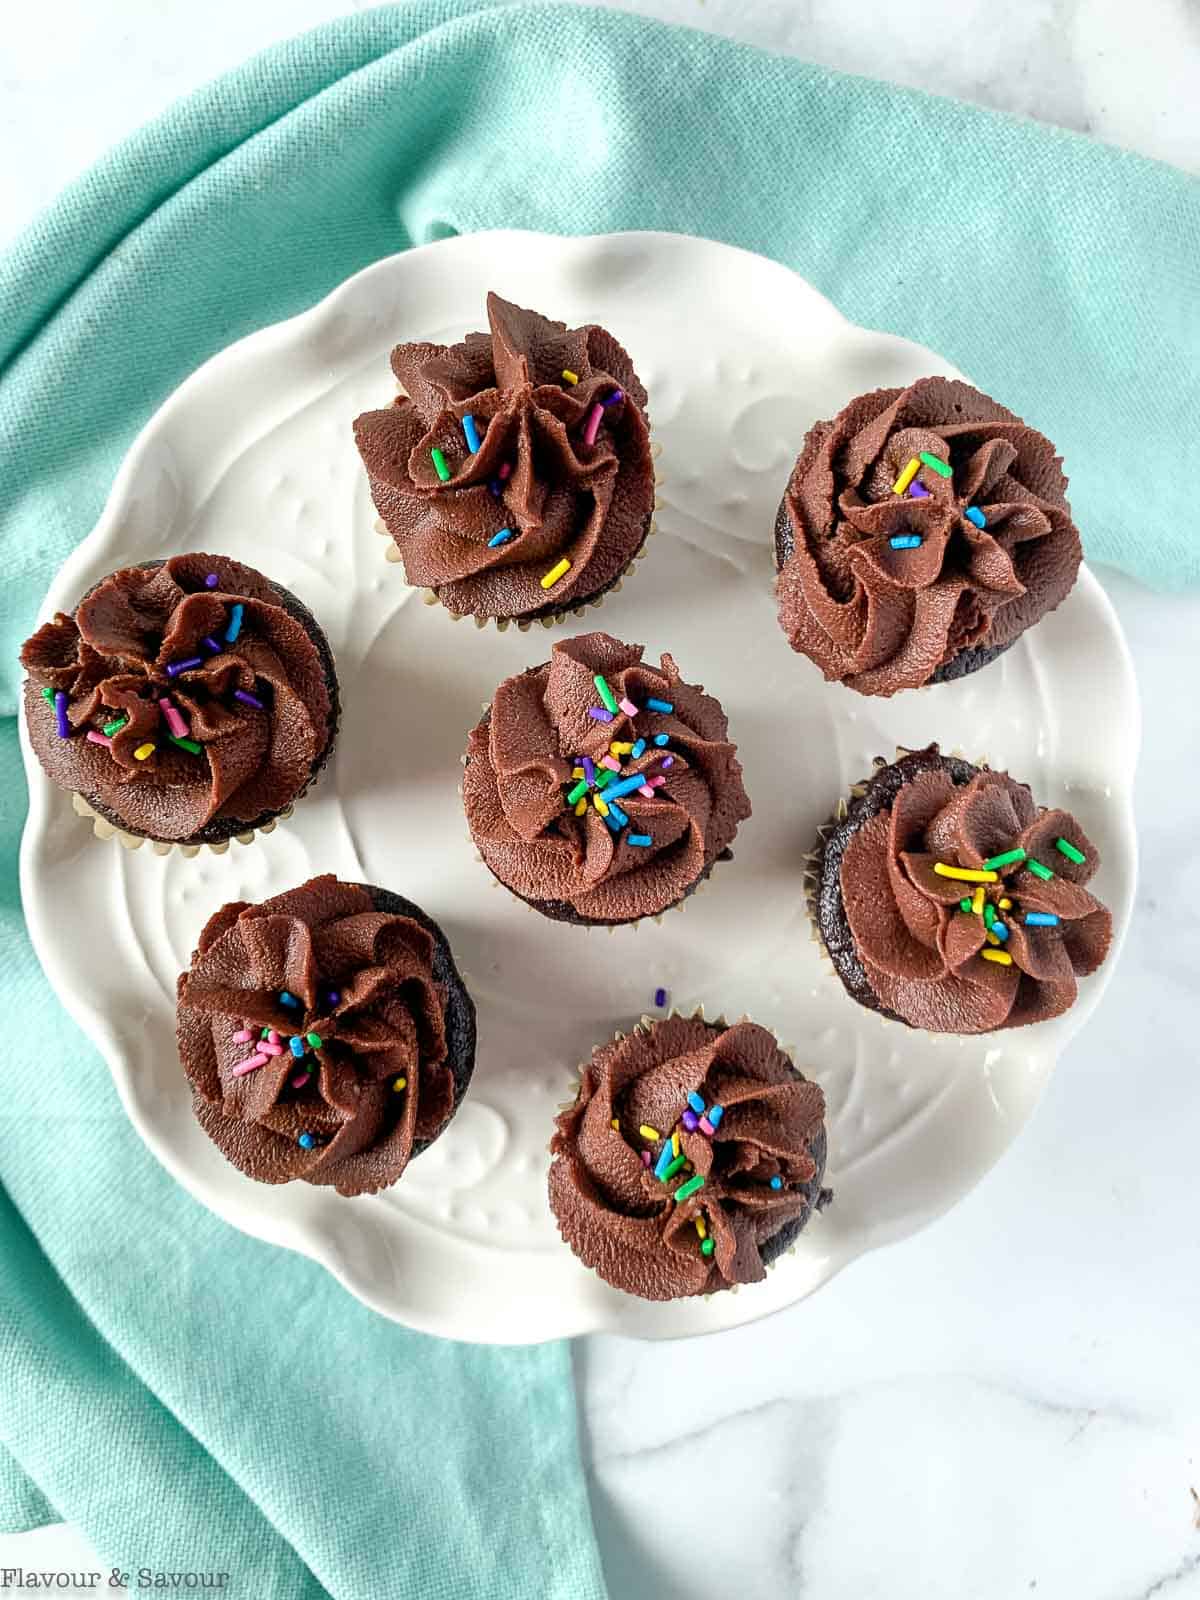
[19,231,1138,1343]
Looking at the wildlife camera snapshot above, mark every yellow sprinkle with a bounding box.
[593,795,610,818]
[611,1118,619,1129]
[572,766,585,778]
[933,863,999,883]
[133,743,156,761]
[695,1217,707,1240]
[998,897,1013,910]
[985,931,1000,946]
[392,1076,407,1092]
[610,742,633,755]
[562,369,579,385]
[971,887,985,916]
[981,949,1013,966]
[638,1124,660,1142]
[574,798,588,815]
[671,1132,681,1157]
[892,456,920,495]
[540,558,571,590]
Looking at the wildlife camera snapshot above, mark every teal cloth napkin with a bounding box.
[1,2,1198,1594]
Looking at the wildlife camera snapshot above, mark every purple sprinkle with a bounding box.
[588,707,614,723]
[601,388,624,408]
[166,657,203,677]
[325,990,340,1007]
[582,756,596,786]
[681,1109,699,1132]
[53,691,70,738]
[488,480,502,498]
[234,690,264,709]
[654,987,667,1008]
[205,573,219,588]
[202,636,222,654]
[908,481,931,499]
[660,756,674,769]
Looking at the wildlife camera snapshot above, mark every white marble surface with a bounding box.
[3,3,1199,1597]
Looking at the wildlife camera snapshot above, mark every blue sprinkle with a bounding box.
[602,811,622,834]
[627,834,652,847]
[224,603,244,644]
[769,1175,783,1191]
[965,506,987,528]
[279,991,300,1009]
[707,1104,724,1128]
[654,987,667,1008]
[462,413,482,453]
[687,1091,705,1115]
[1024,912,1060,927]
[487,527,514,547]
[631,739,646,759]
[653,1143,674,1181]
[653,734,669,747]
[298,1132,315,1150]
[992,921,1009,941]
[607,801,629,826]
[289,1036,306,1058]
[889,534,923,550]
[645,698,674,714]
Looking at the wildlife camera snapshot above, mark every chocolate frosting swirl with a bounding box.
[177,876,472,1196]
[353,293,655,619]
[20,555,335,842]
[836,756,1112,1033]
[463,632,751,923]
[775,378,1082,695]
[550,1016,829,1301]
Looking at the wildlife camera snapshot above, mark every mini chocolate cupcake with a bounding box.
[20,555,338,850]
[463,632,751,925]
[774,378,1082,695]
[353,292,655,626]
[176,875,476,1197]
[809,745,1113,1034]
[549,1012,830,1301]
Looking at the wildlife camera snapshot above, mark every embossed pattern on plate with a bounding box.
[18,232,1139,1343]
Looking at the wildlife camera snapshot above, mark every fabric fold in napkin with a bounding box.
[1,2,1197,1595]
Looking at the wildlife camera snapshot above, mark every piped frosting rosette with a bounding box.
[354,293,655,623]
[463,633,751,924]
[549,1014,829,1301]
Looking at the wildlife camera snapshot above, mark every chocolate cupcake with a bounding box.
[549,1013,830,1301]
[774,378,1082,695]
[809,745,1113,1034]
[463,632,751,926]
[176,875,476,1197]
[20,555,338,851]
[353,292,655,626]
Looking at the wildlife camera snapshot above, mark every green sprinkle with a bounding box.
[594,768,613,790]
[593,674,619,714]
[103,717,128,737]
[40,687,54,704]
[984,902,996,929]
[566,778,588,805]
[919,451,953,478]
[700,1237,715,1257]
[169,735,202,755]
[674,1173,705,1204]
[981,847,1026,870]
[1026,859,1055,881]
[431,448,451,482]
[662,1153,687,1181]
[1055,837,1086,864]
[306,1032,322,1049]
[959,897,973,913]
[261,1028,271,1040]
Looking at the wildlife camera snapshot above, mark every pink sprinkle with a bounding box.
[232,1029,254,1043]
[582,403,604,448]
[260,1042,284,1057]
[232,1053,270,1077]
[601,755,621,772]
[86,731,113,749]
[618,697,638,718]
[290,1071,311,1089]
[638,785,656,798]
[699,1116,715,1137]
[649,776,665,788]
[158,697,189,739]
[641,1151,651,1167]
[498,462,513,481]
[267,1030,280,1045]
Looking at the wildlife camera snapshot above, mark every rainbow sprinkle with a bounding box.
[601,388,624,408]
[431,448,451,482]
[639,1124,660,1142]
[562,370,579,385]
[289,1037,306,1058]
[981,949,1013,966]
[53,691,70,738]
[934,863,998,883]
[85,731,112,749]
[631,739,646,759]
[298,1133,316,1150]
[488,527,514,547]
[965,506,987,528]
[618,697,639,718]
[889,535,923,550]
[224,604,244,644]
[909,482,930,499]
[159,698,188,739]
[982,847,1026,870]
[133,743,155,762]
[582,404,604,448]
[1026,859,1055,881]
[674,1174,705,1204]
[594,675,619,713]
[462,414,482,453]
[892,458,920,495]
[1025,912,1060,927]
[234,690,264,709]
[919,452,953,478]
[170,736,203,755]
[654,987,668,1008]
[166,657,203,677]
[627,834,652,847]
[645,698,674,714]
[232,1053,270,1077]
[540,558,570,590]
[588,706,613,723]
[102,717,127,737]
[1055,837,1086,864]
